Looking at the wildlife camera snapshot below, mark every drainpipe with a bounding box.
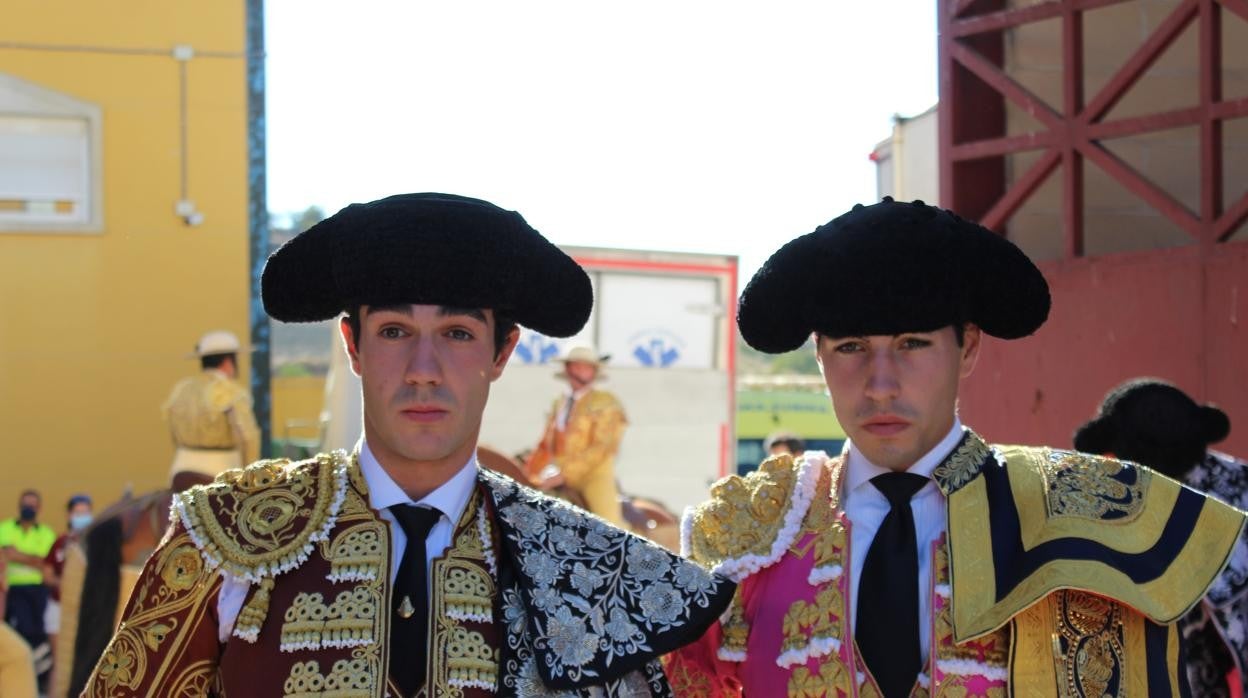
[246,0,272,457]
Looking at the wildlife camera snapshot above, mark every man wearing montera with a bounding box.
[163,330,261,486]
[84,193,733,697]
[525,347,628,524]
[1075,378,1248,696]
[664,199,1246,697]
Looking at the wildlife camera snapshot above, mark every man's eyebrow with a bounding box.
[438,306,488,324]
[365,304,413,317]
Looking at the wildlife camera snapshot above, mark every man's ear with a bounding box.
[490,326,522,381]
[959,323,982,379]
[340,317,362,377]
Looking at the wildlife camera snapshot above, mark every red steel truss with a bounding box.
[938,0,1248,256]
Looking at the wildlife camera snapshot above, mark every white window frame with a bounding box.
[0,72,103,234]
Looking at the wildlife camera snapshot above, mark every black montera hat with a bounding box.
[737,198,1051,353]
[262,193,592,337]
[1073,378,1230,478]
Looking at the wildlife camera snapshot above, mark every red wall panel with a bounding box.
[959,242,1248,459]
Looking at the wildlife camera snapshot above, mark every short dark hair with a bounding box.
[816,323,967,347]
[764,432,806,454]
[201,353,235,370]
[67,494,92,511]
[344,306,517,358]
[19,489,39,504]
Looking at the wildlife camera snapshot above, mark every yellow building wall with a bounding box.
[271,375,328,454]
[0,1,249,531]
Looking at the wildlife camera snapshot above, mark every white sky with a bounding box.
[265,1,938,281]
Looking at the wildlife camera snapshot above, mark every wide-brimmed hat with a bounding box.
[189,330,245,358]
[261,193,593,338]
[555,346,609,379]
[737,198,1051,353]
[1073,378,1230,478]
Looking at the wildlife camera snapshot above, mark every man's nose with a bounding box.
[863,349,900,401]
[404,336,443,385]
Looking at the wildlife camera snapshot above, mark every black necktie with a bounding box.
[389,504,442,697]
[856,472,928,698]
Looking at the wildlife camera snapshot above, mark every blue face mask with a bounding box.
[19,506,36,522]
[70,513,93,531]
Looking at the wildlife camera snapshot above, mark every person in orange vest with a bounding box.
[525,347,628,525]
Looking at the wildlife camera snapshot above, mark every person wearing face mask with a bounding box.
[0,489,56,683]
[42,494,92,672]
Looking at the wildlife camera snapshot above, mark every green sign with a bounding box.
[736,389,845,440]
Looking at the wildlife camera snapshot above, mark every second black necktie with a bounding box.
[388,504,442,698]
[855,472,928,698]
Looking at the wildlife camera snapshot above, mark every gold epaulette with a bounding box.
[681,451,825,582]
[172,450,352,584]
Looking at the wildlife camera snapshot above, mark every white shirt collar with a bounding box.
[357,438,478,526]
[845,417,965,494]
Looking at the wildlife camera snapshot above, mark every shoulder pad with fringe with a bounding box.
[680,451,825,582]
[173,450,351,583]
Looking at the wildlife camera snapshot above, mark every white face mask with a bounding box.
[70,513,93,531]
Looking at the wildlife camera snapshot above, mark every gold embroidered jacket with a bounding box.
[670,431,1246,697]
[83,452,734,697]
[163,371,260,464]
[526,389,628,524]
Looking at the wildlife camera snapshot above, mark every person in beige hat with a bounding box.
[161,330,260,486]
[524,346,628,524]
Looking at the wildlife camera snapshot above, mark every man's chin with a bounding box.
[856,438,920,472]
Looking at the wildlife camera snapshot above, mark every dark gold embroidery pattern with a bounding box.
[1041,451,1148,522]
[429,489,501,695]
[85,531,220,698]
[933,431,992,496]
[1055,591,1125,698]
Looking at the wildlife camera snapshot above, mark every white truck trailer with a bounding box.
[320,245,738,516]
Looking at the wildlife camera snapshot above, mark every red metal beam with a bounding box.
[950,131,1056,160]
[1214,189,1248,241]
[1199,0,1223,239]
[952,0,982,19]
[950,41,1065,128]
[1080,0,1200,125]
[1079,140,1203,238]
[1063,7,1085,256]
[1218,0,1248,25]
[951,0,1130,38]
[980,148,1062,231]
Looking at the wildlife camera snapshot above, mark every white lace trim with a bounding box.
[775,635,841,669]
[935,583,951,598]
[478,503,498,578]
[449,677,497,692]
[278,637,372,653]
[326,570,378,583]
[697,452,826,583]
[447,608,494,624]
[916,672,931,689]
[716,647,747,663]
[936,658,1010,680]
[807,563,843,586]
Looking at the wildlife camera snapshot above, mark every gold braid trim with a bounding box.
[233,577,274,642]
